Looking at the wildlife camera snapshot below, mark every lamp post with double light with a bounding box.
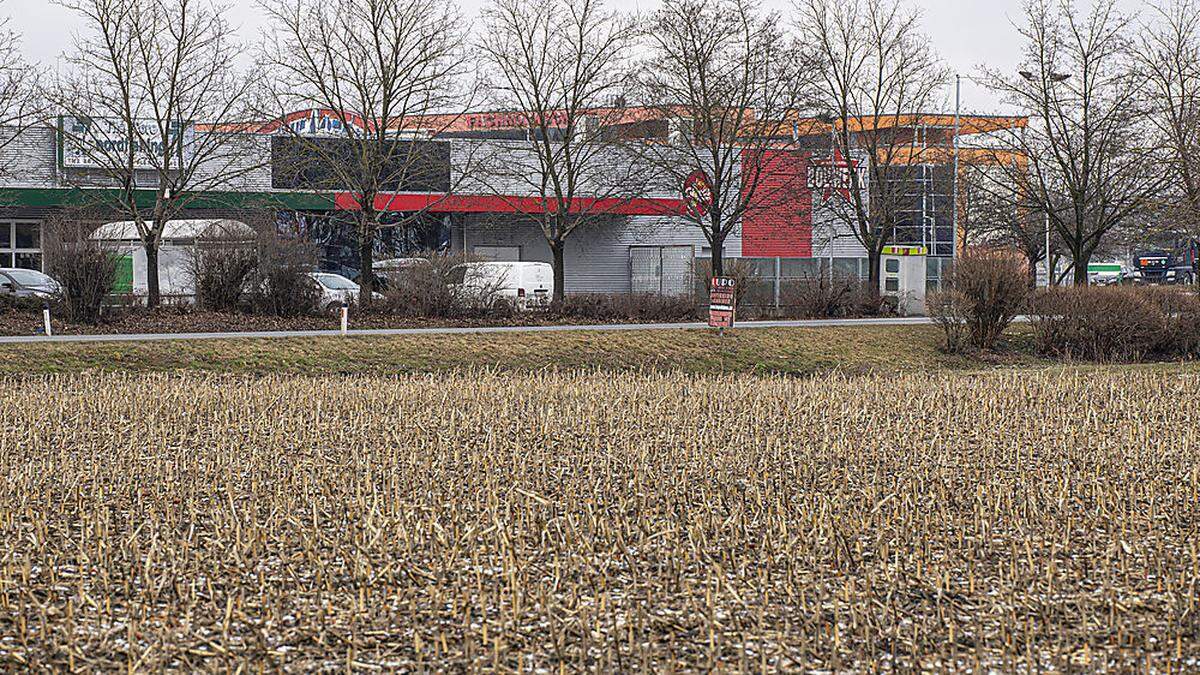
[952,70,1068,285]
[1018,70,1069,286]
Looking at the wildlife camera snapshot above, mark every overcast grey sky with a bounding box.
[1,0,1146,114]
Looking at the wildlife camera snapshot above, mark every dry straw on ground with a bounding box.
[1,369,1198,671]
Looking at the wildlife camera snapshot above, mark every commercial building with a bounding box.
[0,107,1024,299]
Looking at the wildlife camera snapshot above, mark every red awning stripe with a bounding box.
[334,192,686,216]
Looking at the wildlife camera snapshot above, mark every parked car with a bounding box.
[0,268,62,300]
[446,262,553,310]
[372,257,432,290]
[305,272,384,313]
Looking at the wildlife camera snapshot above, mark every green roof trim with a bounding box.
[0,187,335,211]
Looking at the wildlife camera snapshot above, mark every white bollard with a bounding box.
[42,302,52,337]
[340,302,349,336]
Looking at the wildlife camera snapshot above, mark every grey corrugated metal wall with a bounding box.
[457,214,739,295]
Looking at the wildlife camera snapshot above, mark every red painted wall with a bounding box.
[740,150,814,258]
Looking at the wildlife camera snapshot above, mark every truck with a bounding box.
[1126,240,1198,285]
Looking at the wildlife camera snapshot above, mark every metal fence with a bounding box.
[694,256,871,310]
[690,255,955,311]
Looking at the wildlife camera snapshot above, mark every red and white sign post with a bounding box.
[708,276,737,332]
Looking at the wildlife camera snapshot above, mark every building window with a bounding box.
[0,221,43,270]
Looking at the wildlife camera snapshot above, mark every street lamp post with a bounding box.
[1019,70,1069,287]
[952,75,961,261]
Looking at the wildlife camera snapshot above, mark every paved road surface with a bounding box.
[0,316,939,345]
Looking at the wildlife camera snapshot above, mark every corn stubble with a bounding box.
[1,369,1198,671]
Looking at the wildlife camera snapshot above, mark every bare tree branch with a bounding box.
[978,0,1167,285]
[257,0,469,305]
[1138,0,1200,258]
[796,0,949,289]
[476,0,640,300]
[637,0,811,279]
[47,0,263,307]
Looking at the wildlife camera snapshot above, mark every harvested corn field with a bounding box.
[1,369,1199,671]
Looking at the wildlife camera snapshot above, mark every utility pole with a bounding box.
[952,74,961,261]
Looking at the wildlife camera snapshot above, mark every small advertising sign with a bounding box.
[709,276,737,329]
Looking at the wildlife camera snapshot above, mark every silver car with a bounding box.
[305,272,384,313]
[0,268,62,300]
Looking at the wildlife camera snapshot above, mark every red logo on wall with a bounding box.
[682,170,714,218]
[807,150,863,204]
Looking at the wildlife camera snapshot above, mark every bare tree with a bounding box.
[638,0,809,278]
[48,0,261,307]
[0,10,45,179]
[978,0,1166,285]
[259,0,468,306]
[960,160,1055,288]
[477,0,639,301]
[1138,0,1200,273]
[796,0,949,290]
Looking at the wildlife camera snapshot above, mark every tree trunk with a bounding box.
[1024,248,1040,290]
[550,238,566,303]
[358,211,375,308]
[1072,250,1090,286]
[709,233,724,279]
[145,239,161,309]
[867,249,882,296]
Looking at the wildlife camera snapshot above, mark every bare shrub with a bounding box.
[548,293,697,322]
[376,252,512,319]
[941,250,1032,350]
[1144,286,1200,357]
[250,238,320,317]
[927,289,972,353]
[696,257,756,306]
[778,274,881,319]
[188,238,258,312]
[1030,287,1174,361]
[44,224,119,325]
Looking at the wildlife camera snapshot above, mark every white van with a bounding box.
[447,262,554,309]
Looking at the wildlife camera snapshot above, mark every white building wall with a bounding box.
[451,137,744,294]
[449,139,673,199]
[0,126,58,187]
[191,133,274,192]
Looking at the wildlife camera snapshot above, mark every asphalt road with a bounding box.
[0,316,938,345]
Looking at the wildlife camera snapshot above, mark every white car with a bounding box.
[0,268,62,300]
[446,262,554,309]
[373,257,431,273]
[372,257,432,289]
[305,272,384,313]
